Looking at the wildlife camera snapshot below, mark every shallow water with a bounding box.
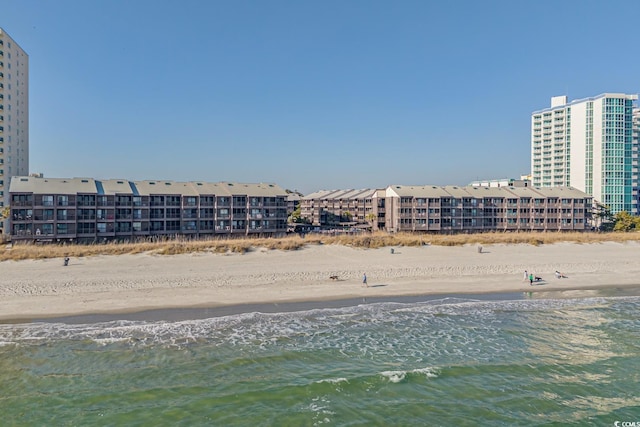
[2,295,640,426]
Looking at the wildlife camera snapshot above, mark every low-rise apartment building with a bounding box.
[301,189,377,227]
[302,185,592,233]
[9,176,288,242]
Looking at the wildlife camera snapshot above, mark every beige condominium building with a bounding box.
[8,176,288,243]
[0,28,29,215]
[301,188,378,228]
[302,185,592,233]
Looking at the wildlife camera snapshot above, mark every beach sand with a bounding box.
[1,241,640,321]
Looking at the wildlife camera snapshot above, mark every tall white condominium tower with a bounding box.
[634,107,640,211]
[531,93,639,215]
[0,28,29,210]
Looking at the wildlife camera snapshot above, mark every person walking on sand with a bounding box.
[362,273,368,287]
[529,273,534,286]
[523,270,528,282]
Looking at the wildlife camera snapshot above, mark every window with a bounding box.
[78,209,95,220]
[150,196,165,206]
[200,208,214,218]
[201,196,214,206]
[183,208,197,219]
[78,223,95,234]
[77,195,96,206]
[116,208,132,220]
[166,220,180,231]
[166,208,180,219]
[41,223,53,235]
[150,208,164,219]
[116,196,132,206]
[150,221,164,232]
[116,222,131,233]
[183,221,197,231]
[199,220,214,230]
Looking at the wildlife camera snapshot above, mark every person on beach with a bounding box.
[529,273,534,285]
[362,273,368,287]
[523,270,528,282]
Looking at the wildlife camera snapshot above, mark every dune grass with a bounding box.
[1,231,639,262]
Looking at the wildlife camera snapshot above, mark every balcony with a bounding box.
[12,214,33,221]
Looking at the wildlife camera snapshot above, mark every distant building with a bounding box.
[301,189,377,227]
[634,107,640,210]
[286,192,302,218]
[469,178,531,188]
[0,28,29,229]
[301,185,592,233]
[532,94,639,214]
[9,176,288,243]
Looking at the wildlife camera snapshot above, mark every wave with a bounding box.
[1,295,639,348]
[380,366,440,383]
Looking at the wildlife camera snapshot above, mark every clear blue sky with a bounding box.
[2,0,639,194]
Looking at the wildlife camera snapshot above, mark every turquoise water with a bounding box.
[2,295,640,426]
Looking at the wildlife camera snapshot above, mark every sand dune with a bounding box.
[1,242,639,321]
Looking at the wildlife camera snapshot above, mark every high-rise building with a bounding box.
[0,28,29,215]
[634,107,640,211]
[531,93,638,215]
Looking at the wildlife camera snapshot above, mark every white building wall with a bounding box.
[551,95,567,108]
[569,101,587,194]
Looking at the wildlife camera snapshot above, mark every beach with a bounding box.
[3,241,640,424]
[1,241,639,321]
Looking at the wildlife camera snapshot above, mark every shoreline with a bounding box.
[2,242,640,323]
[16,285,640,325]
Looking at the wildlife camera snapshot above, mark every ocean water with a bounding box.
[2,294,640,426]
